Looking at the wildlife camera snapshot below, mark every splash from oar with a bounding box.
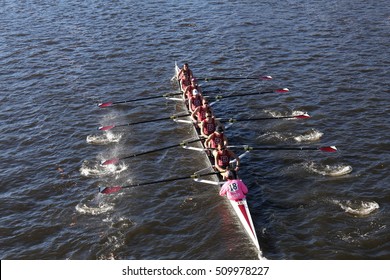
[304,162,353,176]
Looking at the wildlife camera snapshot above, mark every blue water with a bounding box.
[0,0,389,260]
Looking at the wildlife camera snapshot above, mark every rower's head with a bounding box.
[191,78,197,85]
[202,98,209,106]
[226,170,235,180]
[216,126,223,133]
[206,113,212,119]
[183,63,189,70]
[192,89,199,96]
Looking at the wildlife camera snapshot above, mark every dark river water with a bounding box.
[1,0,389,260]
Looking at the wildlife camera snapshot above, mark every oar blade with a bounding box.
[98,102,113,108]
[98,125,116,131]
[101,158,120,166]
[99,186,122,194]
[319,146,338,152]
[275,88,289,93]
[261,75,273,80]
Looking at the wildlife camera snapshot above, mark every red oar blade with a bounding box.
[275,88,289,93]
[294,113,311,119]
[99,186,122,194]
[98,102,113,108]
[101,158,120,166]
[261,75,273,80]
[319,146,338,152]
[98,125,116,131]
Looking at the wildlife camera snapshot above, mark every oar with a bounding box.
[228,145,338,152]
[98,92,182,108]
[212,88,289,101]
[101,138,204,165]
[98,113,191,131]
[99,171,220,194]
[99,112,308,131]
[198,76,273,81]
[218,113,310,123]
[98,89,224,108]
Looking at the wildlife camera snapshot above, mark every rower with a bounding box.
[191,97,213,123]
[213,143,240,179]
[205,125,228,149]
[199,112,220,138]
[219,171,248,201]
[188,88,203,113]
[177,63,194,91]
[184,78,202,100]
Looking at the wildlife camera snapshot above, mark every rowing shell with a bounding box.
[174,62,263,259]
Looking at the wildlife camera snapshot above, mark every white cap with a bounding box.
[192,89,199,95]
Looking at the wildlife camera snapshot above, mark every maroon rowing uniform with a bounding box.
[216,149,230,168]
[196,105,211,121]
[201,117,216,136]
[189,94,202,111]
[208,132,224,148]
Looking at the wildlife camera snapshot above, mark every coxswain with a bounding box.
[205,125,228,149]
[177,63,193,91]
[213,143,240,179]
[191,98,213,123]
[199,112,219,138]
[219,171,248,201]
[188,88,203,113]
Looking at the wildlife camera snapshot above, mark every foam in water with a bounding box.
[86,131,122,145]
[293,129,323,142]
[80,160,128,177]
[265,109,308,119]
[333,200,379,216]
[305,162,353,176]
[257,131,288,142]
[75,202,114,215]
[257,128,324,143]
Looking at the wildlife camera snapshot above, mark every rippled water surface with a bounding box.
[1,0,389,260]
